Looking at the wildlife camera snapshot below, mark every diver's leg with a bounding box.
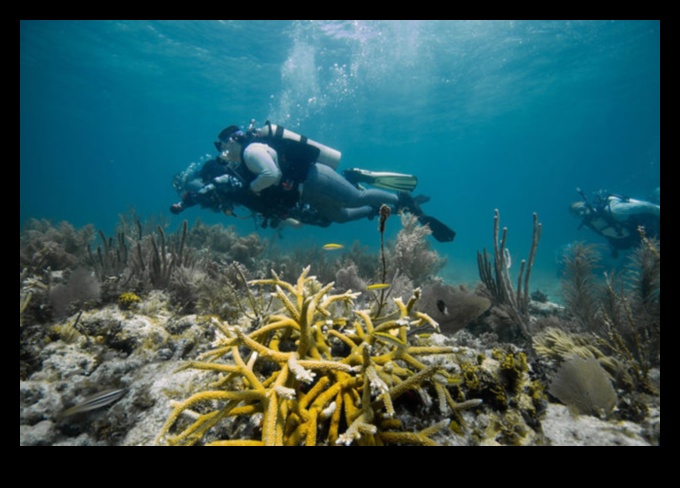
[313,204,375,223]
[301,164,398,223]
[302,163,399,211]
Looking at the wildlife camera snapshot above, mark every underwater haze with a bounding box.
[20,20,660,290]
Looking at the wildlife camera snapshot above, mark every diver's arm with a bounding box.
[242,143,282,193]
[212,174,244,191]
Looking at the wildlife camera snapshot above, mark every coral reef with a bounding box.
[20,212,447,325]
[548,356,617,418]
[19,213,659,446]
[560,241,602,330]
[333,262,367,294]
[184,219,266,266]
[156,266,467,446]
[118,292,141,311]
[477,210,542,342]
[21,219,95,274]
[49,267,101,319]
[389,213,445,286]
[599,234,660,393]
[547,236,660,394]
[529,235,660,437]
[419,281,490,335]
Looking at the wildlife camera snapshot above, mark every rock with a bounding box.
[541,403,654,446]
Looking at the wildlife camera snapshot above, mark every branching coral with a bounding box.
[389,213,445,286]
[156,266,470,446]
[185,220,265,265]
[560,241,603,330]
[599,268,659,394]
[20,219,95,274]
[477,210,542,342]
[89,229,130,281]
[49,267,102,319]
[89,219,196,303]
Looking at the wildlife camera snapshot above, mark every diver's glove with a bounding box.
[213,174,243,190]
[170,203,183,215]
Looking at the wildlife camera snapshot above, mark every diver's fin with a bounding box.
[414,194,430,205]
[395,191,455,242]
[418,215,456,243]
[343,168,418,192]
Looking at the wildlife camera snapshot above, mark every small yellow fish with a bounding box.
[366,283,390,290]
[322,243,344,250]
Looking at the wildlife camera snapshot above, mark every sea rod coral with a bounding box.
[156,265,469,446]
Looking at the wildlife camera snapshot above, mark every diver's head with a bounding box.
[569,201,590,218]
[217,125,245,143]
[215,125,246,163]
[218,125,246,143]
[214,125,246,152]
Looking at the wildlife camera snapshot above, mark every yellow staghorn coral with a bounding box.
[156,265,467,446]
[118,291,141,310]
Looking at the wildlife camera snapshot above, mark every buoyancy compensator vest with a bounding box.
[232,121,342,188]
[256,121,342,170]
[220,121,342,225]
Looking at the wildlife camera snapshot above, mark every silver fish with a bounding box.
[59,388,127,418]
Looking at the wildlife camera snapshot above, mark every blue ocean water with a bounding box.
[20,20,660,293]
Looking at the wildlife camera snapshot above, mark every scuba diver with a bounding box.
[569,188,660,257]
[170,121,455,242]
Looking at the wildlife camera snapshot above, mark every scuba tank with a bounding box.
[256,121,342,169]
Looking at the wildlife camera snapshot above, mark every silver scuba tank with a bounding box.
[257,121,341,169]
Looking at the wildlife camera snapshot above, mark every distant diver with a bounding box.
[569,187,660,257]
[170,120,455,242]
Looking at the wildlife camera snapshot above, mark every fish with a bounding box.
[366,283,390,290]
[436,299,448,316]
[59,388,127,419]
[322,243,344,250]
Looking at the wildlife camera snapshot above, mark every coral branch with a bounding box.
[477,209,542,341]
[156,268,461,446]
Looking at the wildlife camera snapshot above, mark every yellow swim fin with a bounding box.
[343,168,418,192]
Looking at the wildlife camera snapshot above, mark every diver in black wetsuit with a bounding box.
[170,123,455,242]
[569,188,660,257]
